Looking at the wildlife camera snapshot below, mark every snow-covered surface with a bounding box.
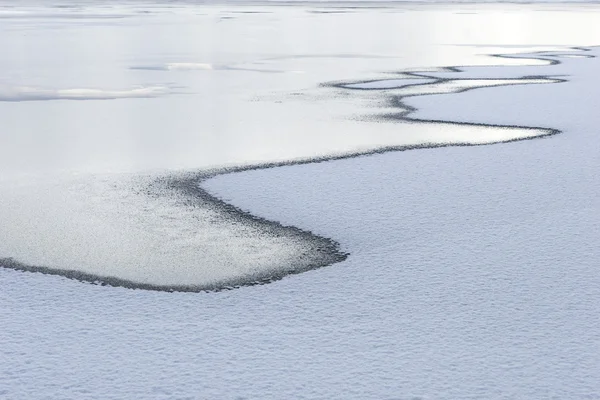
[205,46,600,398]
[2,2,600,399]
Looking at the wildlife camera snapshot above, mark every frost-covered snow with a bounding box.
[2,2,600,399]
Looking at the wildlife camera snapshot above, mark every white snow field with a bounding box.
[2,1,600,399]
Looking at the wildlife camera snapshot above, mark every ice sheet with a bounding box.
[2,4,600,398]
[5,3,597,290]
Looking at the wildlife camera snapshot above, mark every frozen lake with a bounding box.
[1,2,600,399]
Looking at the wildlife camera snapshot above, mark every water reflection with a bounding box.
[2,3,600,175]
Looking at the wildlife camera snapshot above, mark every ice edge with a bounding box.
[2,47,586,293]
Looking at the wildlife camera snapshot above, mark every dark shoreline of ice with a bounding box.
[1,47,582,291]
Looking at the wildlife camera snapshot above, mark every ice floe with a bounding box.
[0,86,170,102]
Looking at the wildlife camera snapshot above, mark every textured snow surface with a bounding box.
[2,2,600,399]
[205,47,600,398]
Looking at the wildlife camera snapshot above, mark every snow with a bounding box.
[2,2,600,399]
[202,46,600,399]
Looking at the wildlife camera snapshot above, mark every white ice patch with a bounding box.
[166,63,214,71]
[392,78,559,97]
[341,77,557,93]
[131,62,305,74]
[554,54,593,58]
[0,86,170,102]
[130,63,215,71]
